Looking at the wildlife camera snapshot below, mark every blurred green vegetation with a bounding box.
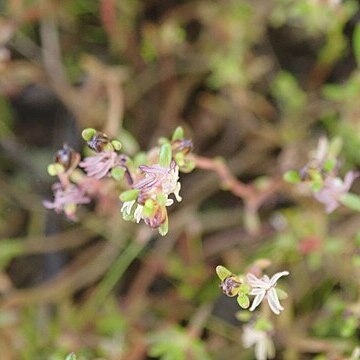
[0,0,359,359]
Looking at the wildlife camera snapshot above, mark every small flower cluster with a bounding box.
[43,144,91,221]
[216,265,289,360]
[44,127,194,235]
[284,137,359,213]
[216,266,289,315]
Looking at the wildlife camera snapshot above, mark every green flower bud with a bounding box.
[283,170,301,183]
[111,167,125,181]
[156,193,167,206]
[158,218,169,236]
[111,140,122,151]
[119,189,140,202]
[237,293,250,309]
[172,126,184,141]
[180,159,196,173]
[143,199,155,217]
[323,158,336,172]
[159,143,172,168]
[216,265,232,281]
[81,128,96,141]
[174,152,185,166]
[47,163,65,176]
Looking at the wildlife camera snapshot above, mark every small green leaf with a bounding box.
[81,128,96,141]
[237,294,250,309]
[340,193,360,212]
[215,265,232,281]
[172,126,184,141]
[119,189,139,202]
[159,143,172,168]
[111,167,125,180]
[283,170,301,183]
[353,23,360,67]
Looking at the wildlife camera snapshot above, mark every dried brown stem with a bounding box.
[191,154,283,211]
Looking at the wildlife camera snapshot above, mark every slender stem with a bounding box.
[77,240,144,325]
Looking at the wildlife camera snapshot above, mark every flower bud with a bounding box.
[81,128,97,141]
[220,275,242,297]
[159,143,172,168]
[111,167,125,180]
[47,163,65,176]
[55,144,78,171]
[119,189,140,202]
[172,126,184,141]
[85,130,112,153]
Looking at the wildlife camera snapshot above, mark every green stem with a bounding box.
[77,241,144,326]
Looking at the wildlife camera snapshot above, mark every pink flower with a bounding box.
[43,183,91,220]
[79,151,118,179]
[313,171,357,213]
[133,162,182,201]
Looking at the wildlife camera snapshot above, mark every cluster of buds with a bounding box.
[216,265,286,359]
[284,137,359,213]
[216,265,289,315]
[44,127,194,235]
[44,145,90,221]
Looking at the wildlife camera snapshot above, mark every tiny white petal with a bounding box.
[165,198,174,206]
[134,205,143,223]
[250,288,265,296]
[269,271,289,287]
[249,291,266,312]
[247,273,267,288]
[121,200,135,216]
[267,288,283,315]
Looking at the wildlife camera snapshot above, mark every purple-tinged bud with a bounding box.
[86,131,111,153]
[220,275,242,297]
[55,144,79,171]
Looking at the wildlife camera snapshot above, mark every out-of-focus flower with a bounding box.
[247,271,289,315]
[79,151,118,179]
[43,183,91,220]
[242,324,275,360]
[298,235,322,255]
[313,171,358,213]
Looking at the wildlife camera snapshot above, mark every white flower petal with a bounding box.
[267,288,283,315]
[250,288,265,296]
[121,200,135,216]
[269,271,289,287]
[134,205,143,223]
[249,291,266,312]
[255,339,267,360]
[247,273,267,288]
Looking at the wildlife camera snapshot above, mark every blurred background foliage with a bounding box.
[0,0,359,359]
